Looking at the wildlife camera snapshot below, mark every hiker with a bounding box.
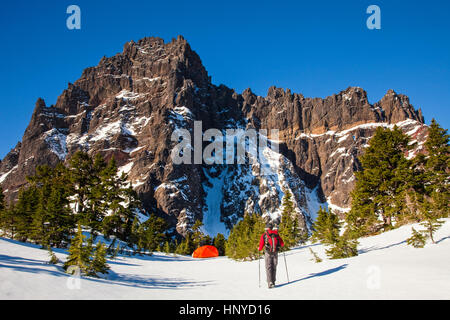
[258,221,284,288]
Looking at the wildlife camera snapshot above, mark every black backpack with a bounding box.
[264,231,280,253]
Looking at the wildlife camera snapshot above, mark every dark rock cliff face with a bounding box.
[0,36,428,236]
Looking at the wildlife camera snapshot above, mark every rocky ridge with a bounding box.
[0,36,428,236]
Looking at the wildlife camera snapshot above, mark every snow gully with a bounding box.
[170,121,280,165]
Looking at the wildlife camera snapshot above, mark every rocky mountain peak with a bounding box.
[0,36,429,237]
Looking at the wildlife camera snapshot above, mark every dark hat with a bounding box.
[265,221,273,229]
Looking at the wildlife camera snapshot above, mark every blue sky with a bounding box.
[0,0,449,159]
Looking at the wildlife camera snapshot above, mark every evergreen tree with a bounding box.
[225,212,264,261]
[419,211,444,245]
[213,233,226,256]
[406,227,427,248]
[44,184,74,247]
[133,215,168,254]
[311,207,341,245]
[422,119,449,219]
[14,186,39,242]
[191,220,208,249]
[68,151,96,224]
[347,126,412,237]
[0,204,17,238]
[0,186,6,236]
[175,233,194,255]
[309,248,322,263]
[162,241,171,255]
[325,236,358,259]
[408,119,448,243]
[278,189,302,249]
[47,247,59,265]
[311,207,358,259]
[64,222,93,275]
[100,157,140,243]
[0,186,4,212]
[28,164,56,244]
[28,164,74,247]
[89,242,110,277]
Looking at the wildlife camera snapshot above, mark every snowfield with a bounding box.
[1,219,449,300]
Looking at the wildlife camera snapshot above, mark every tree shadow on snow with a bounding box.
[0,253,211,290]
[0,254,65,278]
[436,236,450,244]
[276,264,348,288]
[357,240,406,254]
[100,270,213,290]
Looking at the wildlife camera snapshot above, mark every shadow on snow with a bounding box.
[0,252,211,290]
[276,264,348,288]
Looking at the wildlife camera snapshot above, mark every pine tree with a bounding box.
[191,220,207,249]
[406,227,427,248]
[47,247,59,265]
[44,184,74,248]
[14,186,39,242]
[27,164,74,247]
[347,126,412,237]
[311,207,341,245]
[134,215,168,254]
[422,119,449,219]
[279,189,302,249]
[64,222,93,275]
[0,186,4,212]
[309,248,322,263]
[420,211,444,245]
[100,157,140,243]
[163,241,171,255]
[213,233,226,256]
[0,204,17,238]
[225,212,264,261]
[0,186,6,236]
[68,151,96,224]
[175,233,193,255]
[325,236,358,259]
[89,242,110,277]
[408,119,448,243]
[311,206,358,259]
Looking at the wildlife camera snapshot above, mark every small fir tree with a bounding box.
[47,247,59,265]
[311,207,358,259]
[163,241,171,255]
[89,242,110,277]
[213,233,226,256]
[406,227,427,248]
[311,207,341,245]
[64,223,93,275]
[309,248,322,263]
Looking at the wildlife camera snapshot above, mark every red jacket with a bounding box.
[258,229,284,252]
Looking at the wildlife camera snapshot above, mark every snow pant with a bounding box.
[264,251,278,285]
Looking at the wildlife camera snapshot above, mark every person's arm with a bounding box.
[278,235,285,247]
[258,234,265,251]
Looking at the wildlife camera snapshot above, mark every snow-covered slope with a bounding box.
[1,219,449,299]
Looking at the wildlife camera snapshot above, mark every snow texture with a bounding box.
[1,219,449,299]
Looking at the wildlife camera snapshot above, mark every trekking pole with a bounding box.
[283,251,289,284]
[258,251,261,288]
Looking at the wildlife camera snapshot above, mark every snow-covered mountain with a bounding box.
[0,36,428,237]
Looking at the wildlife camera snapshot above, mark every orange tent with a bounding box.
[192,245,219,258]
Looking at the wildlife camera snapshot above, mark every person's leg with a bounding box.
[265,252,274,286]
[272,253,279,284]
